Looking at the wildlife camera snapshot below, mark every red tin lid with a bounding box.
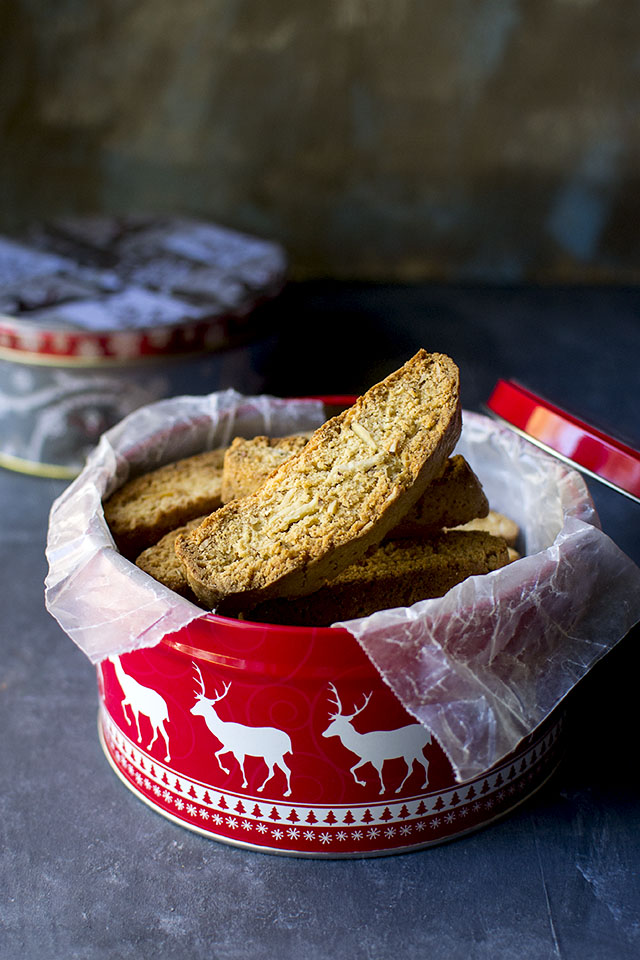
[487,379,640,504]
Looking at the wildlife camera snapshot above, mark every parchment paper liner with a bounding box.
[45,391,640,782]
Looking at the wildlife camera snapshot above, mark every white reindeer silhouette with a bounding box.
[322,682,431,795]
[108,656,171,761]
[191,664,293,797]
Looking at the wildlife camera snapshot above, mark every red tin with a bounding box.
[43,382,639,857]
[98,613,564,858]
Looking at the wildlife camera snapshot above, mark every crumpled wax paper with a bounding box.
[335,410,640,781]
[44,390,326,662]
[45,395,640,783]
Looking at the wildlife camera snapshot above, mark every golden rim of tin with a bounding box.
[0,449,78,479]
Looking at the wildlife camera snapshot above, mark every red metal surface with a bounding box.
[487,379,640,500]
[98,614,564,857]
[95,390,568,856]
[0,313,256,361]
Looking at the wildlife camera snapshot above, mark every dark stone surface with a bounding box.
[1,283,639,959]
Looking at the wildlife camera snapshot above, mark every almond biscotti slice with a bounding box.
[250,531,510,626]
[221,434,310,503]
[135,517,205,601]
[222,436,488,536]
[103,448,226,559]
[175,350,462,613]
[134,463,490,601]
[391,454,489,537]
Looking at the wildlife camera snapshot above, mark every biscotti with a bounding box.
[385,454,488,536]
[221,434,310,503]
[175,350,462,612]
[135,517,205,600]
[250,531,510,626]
[451,509,520,548]
[103,448,226,559]
[135,525,509,623]
[222,436,488,536]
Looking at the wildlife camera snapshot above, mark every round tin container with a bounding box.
[0,217,287,478]
[97,613,565,858]
[0,314,277,479]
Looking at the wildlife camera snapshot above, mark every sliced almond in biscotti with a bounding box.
[221,438,488,539]
[175,349,462,613]
[450,509,520,547]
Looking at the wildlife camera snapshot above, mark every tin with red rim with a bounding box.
[98,613,564,858]
[85,389,585,858]
[0,310,275,479]
[0,216,287,478]
[40,374,640,857]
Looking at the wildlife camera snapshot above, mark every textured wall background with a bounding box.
[1,0,639,281]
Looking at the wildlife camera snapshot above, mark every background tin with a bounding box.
[0,217,286,477]
[0,315,277,478]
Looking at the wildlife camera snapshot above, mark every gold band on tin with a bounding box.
[0,450,78,479]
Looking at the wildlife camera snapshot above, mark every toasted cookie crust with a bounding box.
[249,531,510,626]
[103,448,226,559]
[135,517,205,601]
[176,350,462,613]
[221,434,310,503]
